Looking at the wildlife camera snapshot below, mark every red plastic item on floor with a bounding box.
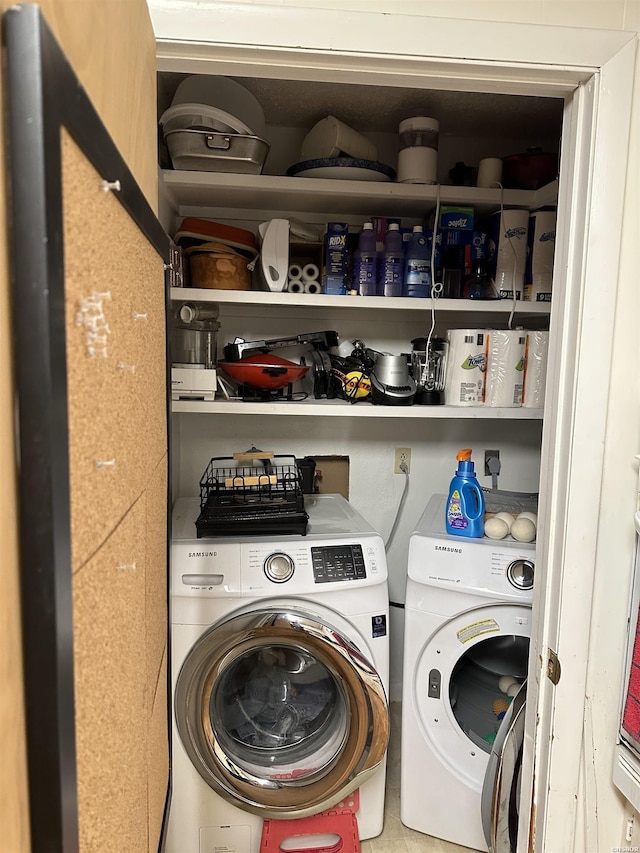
[260,790,360,853]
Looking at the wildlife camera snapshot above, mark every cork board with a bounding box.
[61,130,167,573]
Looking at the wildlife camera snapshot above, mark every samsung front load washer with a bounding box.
[400,495,534,852]
[166,494,390,853]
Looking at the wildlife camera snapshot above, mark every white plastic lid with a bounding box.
[171,75,266,138]
[363,222,374,230]
[399,116,439,132]
[388,223,400,231]
[159,102,252,135]
[412,225,424,232]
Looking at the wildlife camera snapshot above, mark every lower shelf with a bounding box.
[171,398,543,419]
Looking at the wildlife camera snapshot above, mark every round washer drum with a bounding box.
[174,605,389,819]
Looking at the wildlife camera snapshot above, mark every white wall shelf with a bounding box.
[162,170,558,219]
[170,287,552,320]
[172,398,543,419]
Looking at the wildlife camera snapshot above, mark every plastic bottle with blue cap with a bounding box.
[445,448,485,538]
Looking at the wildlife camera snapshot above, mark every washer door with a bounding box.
[175,606,388,818]
[414,603,530,787]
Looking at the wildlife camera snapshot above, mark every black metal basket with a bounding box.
[196,454,308,537]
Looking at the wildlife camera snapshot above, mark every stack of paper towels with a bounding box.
[287,263,321,293]
[444,328,549,408]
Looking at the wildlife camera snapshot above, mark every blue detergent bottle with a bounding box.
[445,448,485,538]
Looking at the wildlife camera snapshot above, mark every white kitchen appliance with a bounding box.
[171,302,219,401]
[257,218,290,292]
[166,494,390,853]
[401,494,535,852]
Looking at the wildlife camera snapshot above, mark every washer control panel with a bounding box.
[311,544,366,584]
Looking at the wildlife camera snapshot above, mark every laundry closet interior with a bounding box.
[158,58,561,699]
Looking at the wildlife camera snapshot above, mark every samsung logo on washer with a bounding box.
[188,551,217,558]
[434,544,463,554]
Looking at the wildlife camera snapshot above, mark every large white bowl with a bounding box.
[171,75,266,138]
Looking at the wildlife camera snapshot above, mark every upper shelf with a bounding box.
[161,170,558,219]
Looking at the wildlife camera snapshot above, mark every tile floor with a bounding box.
[360,702,471,853]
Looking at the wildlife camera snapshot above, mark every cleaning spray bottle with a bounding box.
[445,448,485,537]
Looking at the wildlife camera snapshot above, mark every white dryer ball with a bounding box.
[517,511,538,527]
[511,517,536,543]
[494,511,515,531]
[507,682,521,698]
[484,516,510,540]
[498,676,517,693]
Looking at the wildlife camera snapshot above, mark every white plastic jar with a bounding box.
[397,116,439,184]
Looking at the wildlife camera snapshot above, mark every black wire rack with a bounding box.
[196,454,308,537]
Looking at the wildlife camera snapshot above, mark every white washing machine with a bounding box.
[166,494,390,853]
[401,494,534,852]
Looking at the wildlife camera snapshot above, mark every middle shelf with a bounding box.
[172,399,544,419]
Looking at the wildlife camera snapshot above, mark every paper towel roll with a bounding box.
[304,280,321,294]
[288,264,302,280]
[302,263,320,282]
[444,329,489,406]
[523,330,549,408]
[477,157,503,188]
[488,209,529,300]
[287,279,305,293]
[524,211,556,302]
[484,329,527,407]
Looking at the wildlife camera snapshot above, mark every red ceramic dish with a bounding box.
[220,353,309,390]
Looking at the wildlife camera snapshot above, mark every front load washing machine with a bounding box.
[400,494,535,852]
[166,494,390,853]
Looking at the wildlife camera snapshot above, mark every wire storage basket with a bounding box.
[196,453,308,537]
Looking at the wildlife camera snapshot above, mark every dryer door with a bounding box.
[174,605,388,818]
[480,681,527,853]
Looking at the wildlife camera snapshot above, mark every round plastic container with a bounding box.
[159,102,252,136]
[397,116,439,184]
[171,75,266,138]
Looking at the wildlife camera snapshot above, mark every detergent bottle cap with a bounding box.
[455,448,475,476]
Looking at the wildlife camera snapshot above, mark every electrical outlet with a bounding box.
[484,449,500,476]
[394,447,411,474]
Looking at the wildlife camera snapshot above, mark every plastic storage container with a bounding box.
[404,226,432,297]
[397,116,439,184]
[445,449,485,538]
[353,222,379,296]
[382,223,403,297]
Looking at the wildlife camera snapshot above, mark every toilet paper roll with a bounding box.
[444,329,489,406]
[524,211,556,302]
[477,157,503,188]
[488,209,529,300]
[288,264,303,280]
[302,263,320,282]
[287,279,305,293]
[523,330,549,408]
[484,329,527,407]
[304,280,321,294]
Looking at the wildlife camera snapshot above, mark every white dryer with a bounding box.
[401,494,534,852]
[166,494,390,853]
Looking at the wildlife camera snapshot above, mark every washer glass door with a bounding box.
[174,605,388,818]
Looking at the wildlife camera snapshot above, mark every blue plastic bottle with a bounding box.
[404,225,432,298]
[353,222,379,296]
[445,448,485,538]
[382,223,404,297]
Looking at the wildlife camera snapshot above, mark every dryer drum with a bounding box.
[174,607,389,818]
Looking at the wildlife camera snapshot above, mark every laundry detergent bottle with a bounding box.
[445,448,485,537]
